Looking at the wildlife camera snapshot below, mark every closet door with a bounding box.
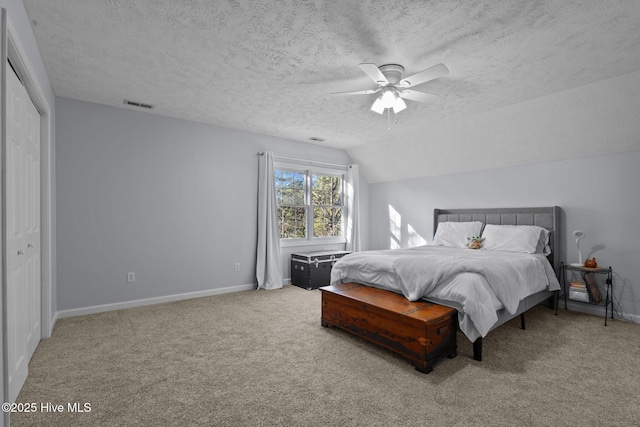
[5,61,41,402]
[24,71,41,359]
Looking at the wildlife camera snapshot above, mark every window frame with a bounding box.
[274,160,347,247]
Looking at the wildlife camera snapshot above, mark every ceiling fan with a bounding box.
[331,63,449,114]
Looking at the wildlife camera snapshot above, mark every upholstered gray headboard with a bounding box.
[433,207,561,275]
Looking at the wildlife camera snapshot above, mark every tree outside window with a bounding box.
[312,174,342,238]
[275,170,307,239]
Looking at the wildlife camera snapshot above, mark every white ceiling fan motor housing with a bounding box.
[378,64,405,85]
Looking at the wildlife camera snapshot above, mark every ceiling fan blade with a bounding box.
[398,63,449,88]
[330,88,381,96]
[398,89,439,104]
[358,63,389,85]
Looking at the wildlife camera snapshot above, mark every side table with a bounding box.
[560,262,613,325]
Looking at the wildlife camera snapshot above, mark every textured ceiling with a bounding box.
[23,0,640,182]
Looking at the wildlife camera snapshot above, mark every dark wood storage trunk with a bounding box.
[320,283,458,373]
[291,251,350,290]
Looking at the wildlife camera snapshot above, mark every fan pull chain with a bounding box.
[386,109,398,130]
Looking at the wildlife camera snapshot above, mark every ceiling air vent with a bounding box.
[124,99,154,110]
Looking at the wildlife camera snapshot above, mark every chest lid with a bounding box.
[291,251,351,262]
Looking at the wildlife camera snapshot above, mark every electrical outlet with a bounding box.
[127,272,135,283]
[234,263,240,272]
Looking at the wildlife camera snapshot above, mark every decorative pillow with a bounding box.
[481,224,548,254]
[433,221,484,248]
[467,236,485,249]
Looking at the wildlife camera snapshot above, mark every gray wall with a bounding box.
[368,150,640,322]
[55,97,366,311]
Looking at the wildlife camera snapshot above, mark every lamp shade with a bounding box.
[370,97,385,114]
[571,230,585,266]
[380,88,396,108]
[392,97,407,113]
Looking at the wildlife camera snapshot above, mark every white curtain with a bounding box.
[256,151,283,290]
[345,164,361,252]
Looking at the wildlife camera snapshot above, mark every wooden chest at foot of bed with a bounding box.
[320,283,457,373]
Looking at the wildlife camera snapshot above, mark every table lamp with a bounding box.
[571,230,585,267]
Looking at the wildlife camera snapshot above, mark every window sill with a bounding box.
[280,238,346,248]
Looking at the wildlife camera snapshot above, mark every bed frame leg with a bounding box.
[473,338,482,361]
[520,313,526,330]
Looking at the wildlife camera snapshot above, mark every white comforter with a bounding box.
[330,246,561,340]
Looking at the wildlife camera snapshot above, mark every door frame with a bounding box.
[1,6,54,408]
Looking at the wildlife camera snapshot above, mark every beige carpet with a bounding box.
[12,285,640,426]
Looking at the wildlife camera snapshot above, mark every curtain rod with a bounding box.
[257,152,351,169]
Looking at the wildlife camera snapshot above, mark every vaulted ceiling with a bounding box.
[23,1,640,182]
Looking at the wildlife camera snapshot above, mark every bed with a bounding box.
[328,206,562,361]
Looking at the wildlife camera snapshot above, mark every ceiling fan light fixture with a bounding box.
[370,97,385,114]
[392,96,407,113]
[380,88,396,108]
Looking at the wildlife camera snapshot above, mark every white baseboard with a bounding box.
[48,312,58,336]
[562,300,640,324]
[563,300,606,317]
[615,311,640,323]
[56,283,257,319]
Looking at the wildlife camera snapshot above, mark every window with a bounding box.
[275,164,345,244]
[275,170,307,239]
[312,174,342,238]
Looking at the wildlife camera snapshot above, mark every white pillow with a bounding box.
[481,224,549,254]
[536,227,552,256]
[433,221,484,248]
